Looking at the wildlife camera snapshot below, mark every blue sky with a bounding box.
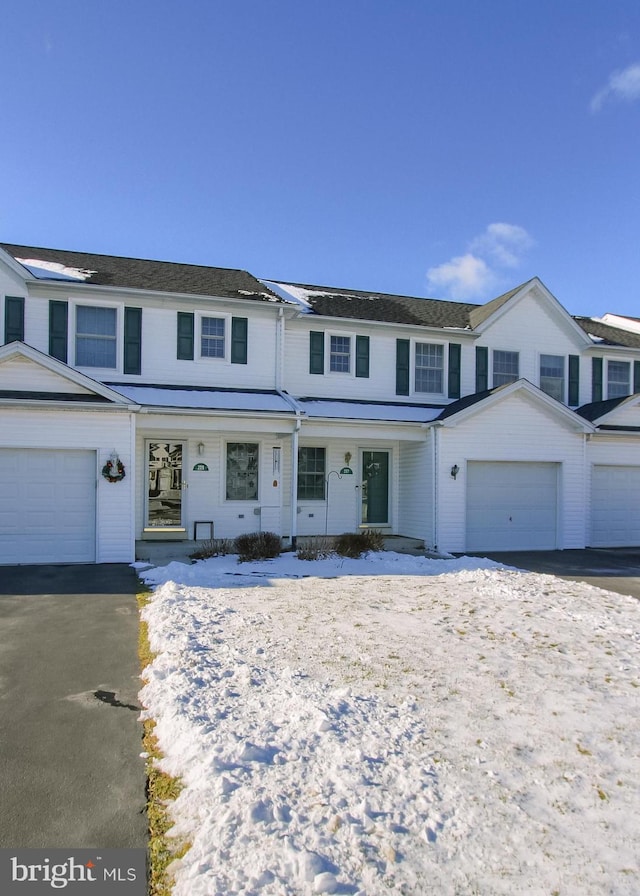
[2,1,639,316]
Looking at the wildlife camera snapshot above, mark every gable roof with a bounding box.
[437,378,594,432]
[0,342,137,406]
[0,243,283,304]
[573,317,640,349]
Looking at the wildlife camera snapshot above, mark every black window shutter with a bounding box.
[592,357,603,402]
[309,331,324,374]
[49,300,68,362]
[568,355,580,405]
[355,335,370,378]
[123,307,142,375]
[4,296,24,343]
[231,316,248,364]
[634,360,640,394]
[448,343,461,399]
[177,312,194,360]
[396,339,410,395]
[475,346,488,392]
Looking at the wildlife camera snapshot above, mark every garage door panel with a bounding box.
[466,461,558,551]
[591,466,640,547]
[0,449,96,564]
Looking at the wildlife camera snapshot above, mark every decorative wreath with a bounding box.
[102,458,126,483]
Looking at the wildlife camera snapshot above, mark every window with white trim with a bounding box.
[201,316,225,358]
[75,305,117,368]
[298,447,326,500]
[415,343,444,393]
[493,350,519,387]
[329,335,351,372]
[607,360,630,398]
[540,354,564,401]
[226,442,259,500]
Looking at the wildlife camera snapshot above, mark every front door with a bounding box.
[146,441,184,529]
[361,450,389,526]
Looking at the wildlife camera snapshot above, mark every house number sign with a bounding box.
[192,462,209,471]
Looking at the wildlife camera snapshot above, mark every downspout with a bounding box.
[290,416,301,549]
[432,423,441,552]
[275,307,284,392]
[129,409,137,564]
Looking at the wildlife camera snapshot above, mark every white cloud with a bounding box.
[426,253,494,300]
[591,62,640,112]
[469,222,534,268]
[426,222,533,300]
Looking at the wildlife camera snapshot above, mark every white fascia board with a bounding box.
[290,313,473,339]
[0,248,38,283]
[138,406,297,422]
[473,278,593,346]
[441,379,595,433]
[24,279,286,312]
[0,342,135,404]
[0,398,139,411]
[583,341,640,355]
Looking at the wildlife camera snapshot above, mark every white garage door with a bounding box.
[591,465,640,547]
[466,461,559,551]
[0,449,96,564]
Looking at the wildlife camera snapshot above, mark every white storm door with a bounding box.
[146,442,185,529]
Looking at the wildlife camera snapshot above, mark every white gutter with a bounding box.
[432,422,443,551]
[275,307,284,391]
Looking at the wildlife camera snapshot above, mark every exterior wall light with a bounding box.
[450,464,460,480]
[197,442,205,456]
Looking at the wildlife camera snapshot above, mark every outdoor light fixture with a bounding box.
[450,464,460,480]
[197,442,205,456]
[344,451,352,465]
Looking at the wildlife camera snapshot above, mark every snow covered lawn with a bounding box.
[138,552,640,896]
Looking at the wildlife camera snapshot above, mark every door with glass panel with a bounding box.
[361,450,390,526]
[146,442,184,528]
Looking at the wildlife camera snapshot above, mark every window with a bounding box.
[201,317,225,358]
[540,354,564,401]
[226,443,259,500]
[75,305,117,368]
[415,343,444,393]
[607,360,630,398]
[298,447,326,500]
[493,350,519,387]
[329,335,351,372]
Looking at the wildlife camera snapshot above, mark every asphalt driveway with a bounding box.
[472,547,640,600]
[0,564,147,848]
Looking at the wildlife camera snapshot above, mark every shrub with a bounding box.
[296,536,335,561]
[234,531,282,562]
[334,530,385,558]
[190,537,235,560]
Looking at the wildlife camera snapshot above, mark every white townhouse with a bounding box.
[1,242,639,565]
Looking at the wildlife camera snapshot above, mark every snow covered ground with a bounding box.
[138,552,640,896]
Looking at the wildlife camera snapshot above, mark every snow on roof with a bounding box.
[109,385,295,414]
[261,280,314,312]
[17,258,97,281]
[298,398,443,423]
